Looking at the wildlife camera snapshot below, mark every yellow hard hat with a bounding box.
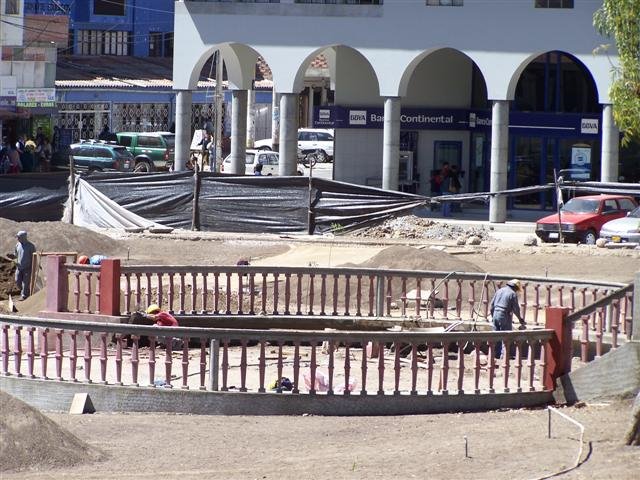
[146,304,161,314]
[507,279,521,291]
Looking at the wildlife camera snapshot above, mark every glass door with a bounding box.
[511,136,544,210]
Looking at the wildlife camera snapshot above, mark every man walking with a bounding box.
[490,279,526,359]
[14,231,36,300]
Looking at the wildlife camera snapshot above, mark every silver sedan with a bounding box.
[600,206,640,243]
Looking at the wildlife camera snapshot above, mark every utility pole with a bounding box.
[214,50,224,168]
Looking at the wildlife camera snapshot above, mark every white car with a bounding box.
[221,149,303,176]
[254,128,334,161]
[599,206,640,244]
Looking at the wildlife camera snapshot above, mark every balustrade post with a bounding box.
[208,339,220,391]
[544,306,572,391]
[375,275,385,317]
[99,259,121,316]
[45,255,69,312]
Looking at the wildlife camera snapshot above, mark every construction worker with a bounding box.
[490,279,526,359]
[14,231,36,300]
[145,304,178,327]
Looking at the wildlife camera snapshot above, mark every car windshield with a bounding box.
[161,135,175,148]
[561,198,600,214]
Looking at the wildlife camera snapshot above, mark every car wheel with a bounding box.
[536,233,548,243]
[315,150,328,163]
[134,160,153,173]
[582,229,597,245]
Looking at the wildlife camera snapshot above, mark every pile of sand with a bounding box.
[347,245,483,273]
[0,391,105,473]
[0,219,127,302]
[0,219,125,258]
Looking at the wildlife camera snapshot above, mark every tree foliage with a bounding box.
[593,0,640,145]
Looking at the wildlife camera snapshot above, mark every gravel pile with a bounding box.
[354,216,493,241]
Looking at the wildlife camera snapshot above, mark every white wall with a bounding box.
[0,0,24,46]
[334,129,383,185]
[404,49,472,108]
[334,48,380,106]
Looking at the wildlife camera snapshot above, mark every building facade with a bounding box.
[26,0,174,58]
[173,0,627,220]
[1,0,58,142]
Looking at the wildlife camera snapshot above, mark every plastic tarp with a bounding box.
[82,172,194,229]
[73,178,166,230]
[311,178,427,233]
[78,172,428,234]
[198,175,311,233]
[0,172,68,221]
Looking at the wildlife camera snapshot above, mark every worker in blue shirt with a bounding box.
[490,279,526,359]
[14,231,36,300]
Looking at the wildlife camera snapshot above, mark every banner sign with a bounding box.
[315,106,600,138]
[0,96,17,111]
[17,88,56,108]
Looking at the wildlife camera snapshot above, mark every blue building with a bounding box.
[26,0,174,58]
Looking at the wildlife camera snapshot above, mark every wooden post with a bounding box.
[191,163,200,231]
[544,306,572,390]
[68,155,75,225]
[99,259,121,316]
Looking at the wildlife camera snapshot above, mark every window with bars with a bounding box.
[78,30,131,56]
[5,0,20,14]
[426,0,463,6]
[534,0,574,8]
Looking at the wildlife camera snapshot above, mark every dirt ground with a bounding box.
[1,217,639,478]
[2,398,638,479]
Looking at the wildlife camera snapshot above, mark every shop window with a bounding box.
[426,0,463,5]
[5,0,19,14]
[535,0,573,8]
[94,0,125,16]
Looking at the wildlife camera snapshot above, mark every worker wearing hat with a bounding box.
[145,304,178,327]
[490,279,526,359]
[14,230,36,300]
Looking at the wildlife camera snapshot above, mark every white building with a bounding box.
[172,0,621,221]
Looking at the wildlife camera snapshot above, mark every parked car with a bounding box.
[254,128,334,162]
[535,194,638,245]
[221,149,303,175]
[115,132,175,172]
[66,140,134,172]
[599,206,640,244]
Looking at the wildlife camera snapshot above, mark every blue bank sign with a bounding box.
[315,106,600,138]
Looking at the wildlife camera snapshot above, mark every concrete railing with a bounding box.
[43,257,634,358]
[0,311,568,395]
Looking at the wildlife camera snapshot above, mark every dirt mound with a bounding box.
[0,219,125,258]
[0,391,105,473]
[0,219,128,302]
[353,216,492,241]
[349,245,483,274]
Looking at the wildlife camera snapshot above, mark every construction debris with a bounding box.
[353,216,493,242]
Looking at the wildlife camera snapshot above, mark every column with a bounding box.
[278,92,298,176]
[271,90,281,152]
[489,100,509,223]
[229,89,248,174]
[174,90,192,172]
[382,96,401,191]
[601,104,619,183]
[246,89,256,149]
[307,86,315,127]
